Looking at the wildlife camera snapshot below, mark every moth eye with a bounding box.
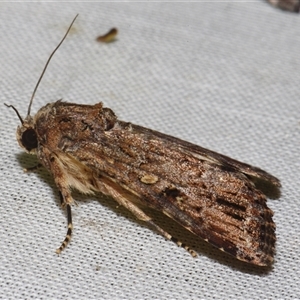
[22,128,38,151]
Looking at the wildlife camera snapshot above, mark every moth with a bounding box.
[96,27,118,43]
[6,15,280,266]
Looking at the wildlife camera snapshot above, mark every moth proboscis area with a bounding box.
[6,15,281,266]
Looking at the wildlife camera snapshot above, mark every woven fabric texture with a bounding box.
[0,2,299,299]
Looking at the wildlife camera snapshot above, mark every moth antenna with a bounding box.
[27,14,79,117]
[4,103,24,124]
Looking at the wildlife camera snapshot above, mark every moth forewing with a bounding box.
[7,16,280,266]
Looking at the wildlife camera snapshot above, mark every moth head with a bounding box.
[5,15,79,154]
[4,102,38,154]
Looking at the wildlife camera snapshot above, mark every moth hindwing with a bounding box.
[7,15,280,266]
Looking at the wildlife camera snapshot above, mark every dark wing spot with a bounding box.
[216,197,247,212]
[59,117,71,123]
[164,187,181,198]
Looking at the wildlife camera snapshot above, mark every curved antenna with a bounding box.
[27,14,79,117]
[4,103,24,124]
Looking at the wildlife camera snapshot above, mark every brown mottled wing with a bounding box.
[117,124,276,265]
[48,103,277,265]
[130,124,281,188]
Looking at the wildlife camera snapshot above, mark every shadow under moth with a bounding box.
[6,15,281,266]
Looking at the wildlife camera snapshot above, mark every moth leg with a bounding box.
[55,191,73,254]
[23,163,42,172]
[147,219,197,257]
[103,183,197,257]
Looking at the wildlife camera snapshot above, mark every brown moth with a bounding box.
[96,28,118,43]
[6,15,280,266]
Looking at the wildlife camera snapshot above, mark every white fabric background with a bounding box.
[0,2,299,299]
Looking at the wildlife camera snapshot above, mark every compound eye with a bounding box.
[21,128,38,151]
